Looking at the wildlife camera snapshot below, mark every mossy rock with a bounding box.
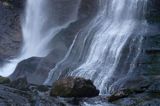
[0,76,11,84]
[50,77,99,97]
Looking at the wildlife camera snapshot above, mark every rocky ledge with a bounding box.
[0,76,160,106]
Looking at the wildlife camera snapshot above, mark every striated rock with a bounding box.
[0,1,22,60]
[0,76,10,84]
[50,77,99,97]
[0,85,31,105]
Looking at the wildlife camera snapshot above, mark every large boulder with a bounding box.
[10,57,42,84]
[50,77,99,97]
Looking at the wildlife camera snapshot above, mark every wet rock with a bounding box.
[10,57,42,83]
[139,99,160,106]
[109,77,151,94]
[50,77,99,97]
[29,50,66,85]
[107,83,152,103]
[9,77,29,91]
[37,85,49,92]
[148,80,160,93]
[145,49,160,55]
[107,89,134,102]
[0,76,10,84]
[0,85,31,105]
[82,96,117,106]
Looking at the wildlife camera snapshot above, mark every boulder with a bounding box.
[10,57,42,84]
[50,77,99,97]
[0,76,10,84]
[9,77,29,91]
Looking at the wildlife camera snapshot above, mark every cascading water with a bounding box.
[0,0,148,95]
[0,0,80,76]
[45,0,148,94]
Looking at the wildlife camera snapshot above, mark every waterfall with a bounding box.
[0,0,80,76]
[0,0,148,94]
[45,0,148,94]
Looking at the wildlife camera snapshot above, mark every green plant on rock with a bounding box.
[0,76,11,84]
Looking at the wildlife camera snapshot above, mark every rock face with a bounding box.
[50,77,99,97]
[146,0,160,24]
[0,1,23,60]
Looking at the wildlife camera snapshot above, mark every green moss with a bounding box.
[50,84,73,97]
[0,76,10,84]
